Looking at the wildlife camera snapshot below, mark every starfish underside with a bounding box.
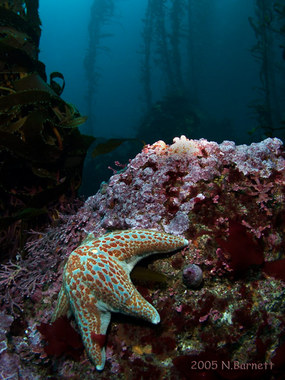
[52,229,188,370]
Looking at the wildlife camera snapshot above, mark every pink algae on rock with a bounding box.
[0,136,284,379]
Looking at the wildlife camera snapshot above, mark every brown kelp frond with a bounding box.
[0,2,94,260]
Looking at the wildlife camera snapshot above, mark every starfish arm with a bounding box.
[115,283,160,324]
[51,286,69,322]
[92,229,188,268]
[67,279,111,371]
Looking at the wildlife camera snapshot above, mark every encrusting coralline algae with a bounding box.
[0,136,284,379]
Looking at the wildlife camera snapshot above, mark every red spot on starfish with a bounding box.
[91,332,106,348]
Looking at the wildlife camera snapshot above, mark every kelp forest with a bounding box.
[84,0,285,144]
[85,0,215,144]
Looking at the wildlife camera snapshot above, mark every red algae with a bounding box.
[262,258,285,281]
[216,220,264,275]
[38,316,84,360]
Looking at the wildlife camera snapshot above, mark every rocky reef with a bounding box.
[0,136,284,379]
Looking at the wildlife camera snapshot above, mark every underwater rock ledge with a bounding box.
[0,136,284,379]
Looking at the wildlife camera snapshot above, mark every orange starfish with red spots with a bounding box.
[52,229,188,370]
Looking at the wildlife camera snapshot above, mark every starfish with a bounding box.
[52,229,188,370]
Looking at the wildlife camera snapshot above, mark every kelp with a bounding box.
[141,0,189,108]
[91,138,144,158]
[0,2,94,260]
[84,0,114,134]
[248,0,285,139]
[0,41,45,75]
[0,6,40,46]
[0,89,62,108]
[0,130,61,162]
[50,71,65,96]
